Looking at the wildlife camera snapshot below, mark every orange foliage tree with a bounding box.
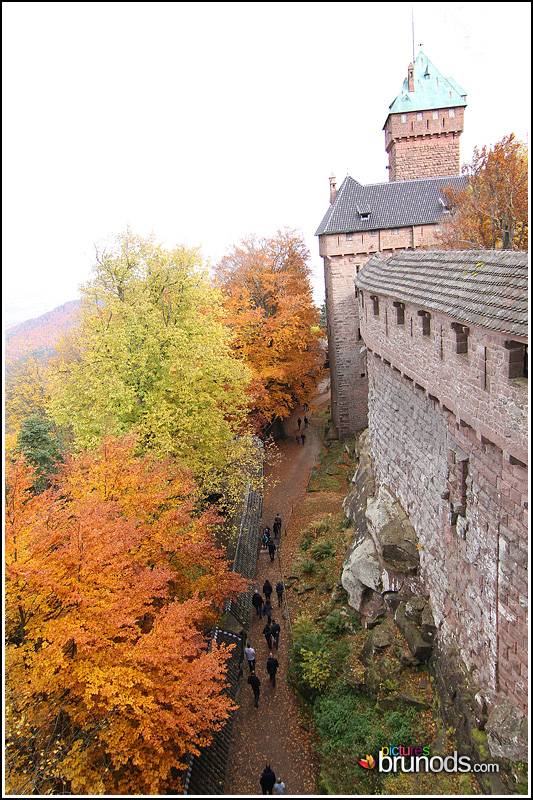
[439,133,528,251]
[5,436,246,795]
[215,228,324,426]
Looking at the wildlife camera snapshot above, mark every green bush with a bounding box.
[310,538,335,560]
[300,558,315,575]
[299,534,313,551]
[323,611,346,638]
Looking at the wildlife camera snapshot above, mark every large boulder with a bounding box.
[366,486,420,573]
[394,601,434,662]
[341,537,381,612]
[485,692,529,762]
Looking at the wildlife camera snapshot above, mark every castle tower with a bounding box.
[384,52,467,181]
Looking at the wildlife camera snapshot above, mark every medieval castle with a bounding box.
[317,52,528,756]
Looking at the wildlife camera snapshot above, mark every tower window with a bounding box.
[401,113,407,123]
[346,232,353,241]
[417,112,423,121]
[371,295,380,316]
[449,108,455,118]
[433,110,439,119]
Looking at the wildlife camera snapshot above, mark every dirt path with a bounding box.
[225,393,328,795]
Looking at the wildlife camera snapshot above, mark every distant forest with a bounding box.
[5,300,80,360]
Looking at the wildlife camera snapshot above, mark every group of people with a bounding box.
[247,576,285,705]
[261,513,282,562]
[260,764,285,795]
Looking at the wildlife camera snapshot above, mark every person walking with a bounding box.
[260,764,276,795]
[270,618,280,650]
[273,513,282,538]
[295,433,300,445]
[248,671,261,708]
[266,652,279,687]
[244,643,256,672]
[297,417,302,429]
[303,402,308,412]
[267,539,277,563]
[252,590,264,618]
[275,580,284,607]
[300,431,306,445]
[262,579,273,601]
[263,599,273,623]
[274,777,286,794]
[304,416,308,428]
[263,620,272,649]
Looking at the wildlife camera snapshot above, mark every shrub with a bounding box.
[300,558,315,575]
[323,611,346,638]
[299,534,313,551]
[310,538,335,560]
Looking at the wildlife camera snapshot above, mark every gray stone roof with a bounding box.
[354,250,529,338]
[315,174,466,236]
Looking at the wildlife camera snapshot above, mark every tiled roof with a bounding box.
[354,250,529,338]
[387,51,467,117]
[315,174,466,236]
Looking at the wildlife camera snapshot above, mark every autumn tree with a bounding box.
[438,133,528,251]
[214,228,324,426]
[48,230,253,502]
[5,436,246,795]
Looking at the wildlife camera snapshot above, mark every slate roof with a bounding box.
[354,250,529,338]
[387,51,467,118]
[315,174,467,236]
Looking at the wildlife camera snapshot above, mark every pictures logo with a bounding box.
[357,755,375,770]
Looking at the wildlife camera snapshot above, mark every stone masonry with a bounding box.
[316,51,467,439]
[355,251,528,714]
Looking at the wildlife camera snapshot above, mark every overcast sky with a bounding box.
[3,1,531,327]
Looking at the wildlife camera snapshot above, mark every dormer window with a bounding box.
[361,212,370,220]
[439,197,452,212]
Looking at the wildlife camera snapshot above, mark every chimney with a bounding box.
[329,174,337,204]
[408,62,414,92]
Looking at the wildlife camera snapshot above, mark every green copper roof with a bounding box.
[387,51,467,117]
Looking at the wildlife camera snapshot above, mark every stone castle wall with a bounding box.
[388,135,462,181]
[359,293,528,712]
[320,223,442,439]
[384,107,464,181]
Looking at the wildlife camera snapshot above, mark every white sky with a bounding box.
[2,1,531,327]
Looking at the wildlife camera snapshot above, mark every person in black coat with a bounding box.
[267,539,277,562]
[248,671,261,707]
[263,599,273,623]
[269,619,280,650]
[266,653,279,687]
[260,764,276,795]
[275,580,284,607]
[252,590,264,618]
[263,621,272,649]
[263,579,273,600]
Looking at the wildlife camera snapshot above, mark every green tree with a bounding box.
[48,230,253,501]
[15,413,63,492]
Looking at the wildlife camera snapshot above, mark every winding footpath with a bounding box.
[225,394,327,795]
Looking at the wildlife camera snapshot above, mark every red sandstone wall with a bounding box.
[359,292,528,712]
[384,107,464,181]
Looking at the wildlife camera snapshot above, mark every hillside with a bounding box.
[5,300,81,361]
